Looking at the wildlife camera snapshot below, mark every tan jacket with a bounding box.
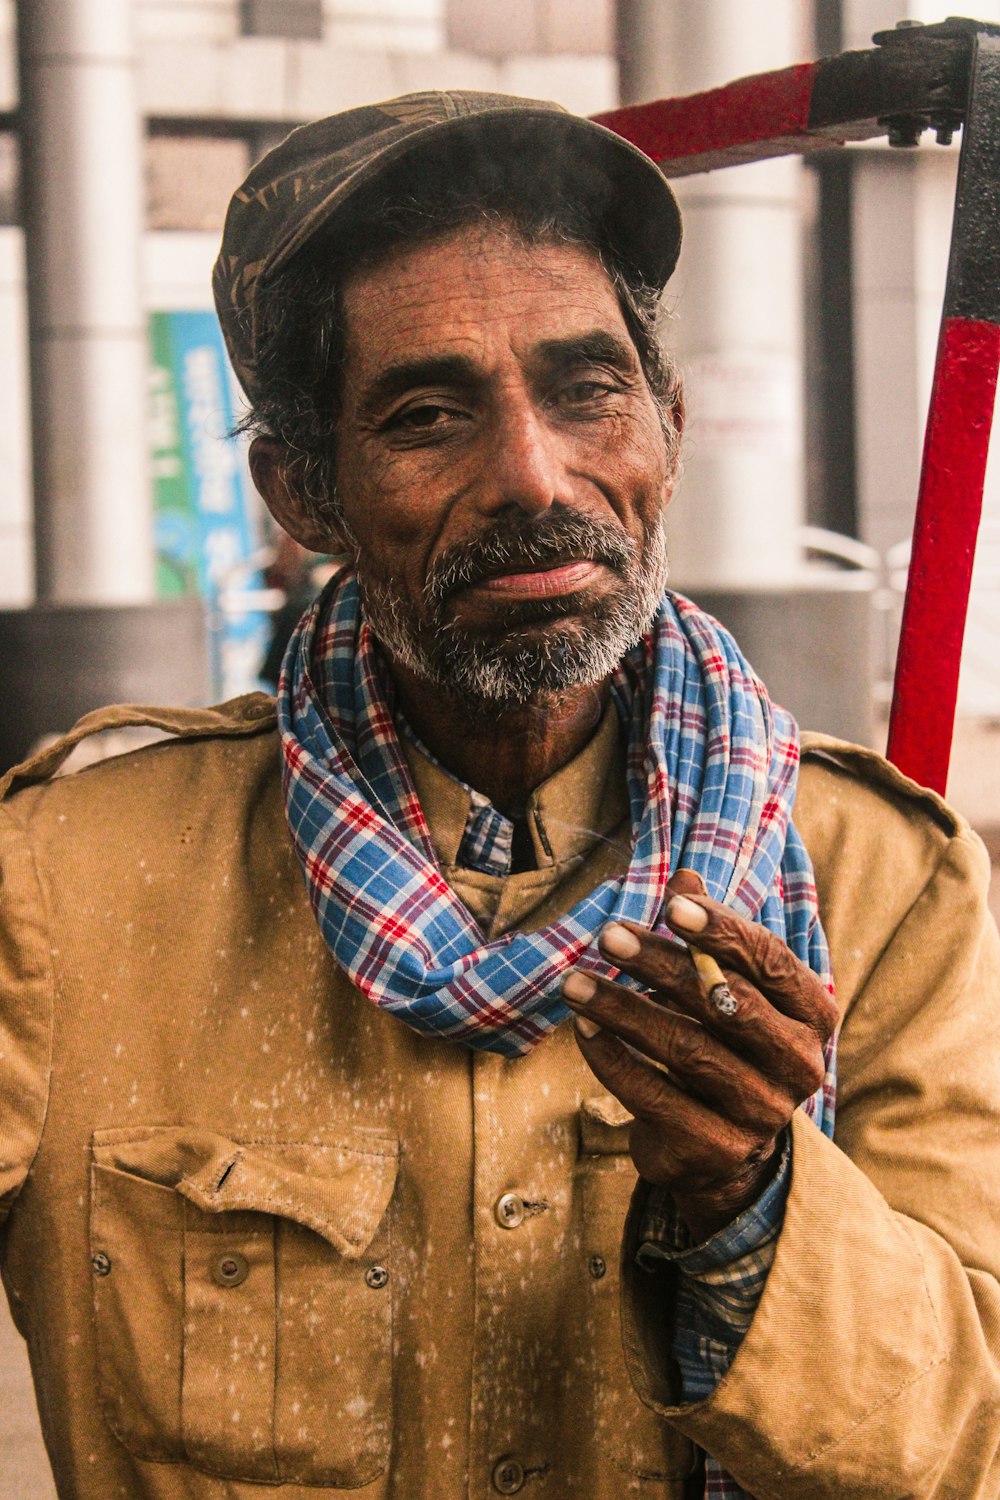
[0,696,998,1499]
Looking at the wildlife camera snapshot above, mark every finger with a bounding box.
[563,971,802,1131]
[575,1020,746,1146]
[607,902,839,1040]
[649,961,828,1098]
[602,927,703,997]
[695,973,829,1096]
[569,1020,758,1194]
[663,896,835,1033]
[594,924,832,1095]
[596,921,827,1073]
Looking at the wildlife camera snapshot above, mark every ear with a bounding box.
[670,385,686,441]
[661,384,685,506]
[248,437,352,555]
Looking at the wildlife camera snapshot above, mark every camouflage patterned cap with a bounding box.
[213,90,682,403]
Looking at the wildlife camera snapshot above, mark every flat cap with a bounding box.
[213,90,683,403]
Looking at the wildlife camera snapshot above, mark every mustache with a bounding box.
[424,507,636,609]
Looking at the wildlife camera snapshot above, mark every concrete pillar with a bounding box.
[618,0,810,589]
[844,0,956,560]
[614,2,879,744]
[17,0,154,605]
[0,228,33,606]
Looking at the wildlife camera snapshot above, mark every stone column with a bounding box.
[17,0,154,604]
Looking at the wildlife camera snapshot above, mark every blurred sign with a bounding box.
[684,352,799,459]
[148,311,270,698]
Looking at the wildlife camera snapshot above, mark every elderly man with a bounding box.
[1,93,998,1500]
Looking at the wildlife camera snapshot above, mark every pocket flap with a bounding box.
[92,1127,399,1258]
[579,1093,634,1154]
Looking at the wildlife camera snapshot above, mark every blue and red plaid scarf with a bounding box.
[280,569,836,1500]
[278,569,835,1128]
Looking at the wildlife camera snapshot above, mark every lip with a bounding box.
[469,559,606,599]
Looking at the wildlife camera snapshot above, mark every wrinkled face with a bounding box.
[333,225,677,704]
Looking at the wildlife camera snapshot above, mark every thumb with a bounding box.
[665,868,707,899]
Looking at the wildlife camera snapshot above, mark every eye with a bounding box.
[395,403,452,428]
[383,401,472,442]
[555,379,618,407]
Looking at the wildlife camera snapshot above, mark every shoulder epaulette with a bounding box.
[0,695,277,802]
[800,730,962,837]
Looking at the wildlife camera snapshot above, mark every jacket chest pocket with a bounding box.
[90,1125,398,1488]
[579,1097,698,1486]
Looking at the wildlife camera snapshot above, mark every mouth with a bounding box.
[462,558,610,600]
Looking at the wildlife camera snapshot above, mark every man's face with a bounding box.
[333,224,676,704]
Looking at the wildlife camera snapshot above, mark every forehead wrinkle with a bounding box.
[341,232,632,407]
[356,281,606,347]
[348,228,615,321]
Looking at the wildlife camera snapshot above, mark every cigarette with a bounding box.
[691,948,738,1016]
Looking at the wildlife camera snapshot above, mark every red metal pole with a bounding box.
[885,30,1000,790]
[886,318,1000,791]
[593,64,818,172]
[596,25,1000,789]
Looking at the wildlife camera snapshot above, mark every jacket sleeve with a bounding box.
[619,823,1000,1497]
[0,807,54,1224]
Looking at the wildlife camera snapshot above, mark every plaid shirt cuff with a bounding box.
[635,1133,791,1403]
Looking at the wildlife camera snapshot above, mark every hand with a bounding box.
[562,872,839,1242]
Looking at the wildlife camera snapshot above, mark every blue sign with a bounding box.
[150,310,270,698]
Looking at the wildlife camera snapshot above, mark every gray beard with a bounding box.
[354,509,670,709]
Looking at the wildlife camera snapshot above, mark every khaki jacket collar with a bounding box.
[400,698,629,871]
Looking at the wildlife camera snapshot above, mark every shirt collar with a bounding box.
[399,698,629,874]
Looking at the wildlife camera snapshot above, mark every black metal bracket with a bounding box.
[867,16,1000,147]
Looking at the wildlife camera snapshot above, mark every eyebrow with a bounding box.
[357,329,641,417]
[358,354,481,417]
[533,330,640,377]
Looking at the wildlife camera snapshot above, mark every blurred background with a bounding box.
[2,2,999,1492]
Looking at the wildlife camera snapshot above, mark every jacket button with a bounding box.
[491,1456,526,1494]
[589,1254,607,1279]
[365,1265,389,1289]
[211,1251,249,1288]
[91,1251,112,1277]
[494,1192,525,1229]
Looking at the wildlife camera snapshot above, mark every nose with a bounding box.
[483,388,570,518]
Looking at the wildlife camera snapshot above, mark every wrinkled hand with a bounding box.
[563,872,839,1242]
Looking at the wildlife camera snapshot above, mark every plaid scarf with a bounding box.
[278,569,834,1094]
[279,570,835,1500]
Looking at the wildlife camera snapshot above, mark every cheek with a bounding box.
[582,411,670,521]
[337,443,422,542]
[336,450,454,594]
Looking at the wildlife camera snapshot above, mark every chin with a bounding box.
[362,560,664,705]
[430,617,639,707]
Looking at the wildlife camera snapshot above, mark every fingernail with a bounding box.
[665,896,708,934]
[601,923,642,959]
[562,971,597,1004]
[574,1015,601,1039]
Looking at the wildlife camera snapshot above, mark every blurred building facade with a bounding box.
[0,0,622,752]
[1,0,999,721]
